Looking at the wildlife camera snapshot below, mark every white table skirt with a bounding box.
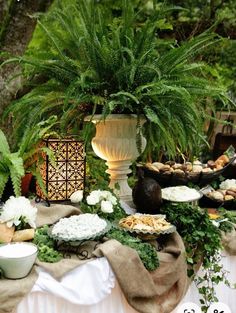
[172,251,236,312]
[14,253,236,313]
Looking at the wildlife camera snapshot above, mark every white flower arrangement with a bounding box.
[0,196,38,229]
[86,190,117,213]
[73,189,119,213]
[70,189,125,220]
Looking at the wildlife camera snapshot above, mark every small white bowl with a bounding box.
[0,242,38,279]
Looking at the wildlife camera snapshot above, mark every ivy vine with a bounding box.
[161,202,236,312]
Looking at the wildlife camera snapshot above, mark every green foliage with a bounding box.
[0,0,14,47]
[80,191,127,222]
[161,202,221,267]
[156,0,236,104]
[107,227,159,271]
[161,202,232,312]
[2,0,234,159]
[85,151,109,191]
[101,205,127,222]
[0,116,58,199]
[0,129,25,197]
[218,208,236,233]
[33,225,62,263]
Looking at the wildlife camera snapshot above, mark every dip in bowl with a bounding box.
[0,242,38,279]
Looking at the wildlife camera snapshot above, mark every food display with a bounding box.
[50,213,109,242]
[146,154,230,174]
[119,214,174,234]
[205,179,236,203]
[208,213,221,220]
[141,154,235,187]
[198,179,236,210]
[161,186,202,202]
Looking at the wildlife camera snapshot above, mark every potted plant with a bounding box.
[2,0,234,200]
[0,116,58,202]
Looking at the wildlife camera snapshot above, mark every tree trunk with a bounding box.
[0,0,53,131]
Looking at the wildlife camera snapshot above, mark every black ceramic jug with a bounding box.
[132,169,162,214]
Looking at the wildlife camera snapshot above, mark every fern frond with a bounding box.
[0,129,10,155]
[8,153,25,197]
[31,165,47,197]
[0,172,9,198]
[2,0,234,158]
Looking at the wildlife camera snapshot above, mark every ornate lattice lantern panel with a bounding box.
[36,138,85,201]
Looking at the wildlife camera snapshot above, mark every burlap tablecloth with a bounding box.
[1,203,234,313]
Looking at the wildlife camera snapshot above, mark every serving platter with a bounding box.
[140,157,236,187]
[118,214,176,240]
[199,185,236,210]
[161,186,203,203]
[48,222,111,243]
[48,214,111,243]
[119,225,176,240]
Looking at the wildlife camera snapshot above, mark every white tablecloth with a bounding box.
[172,251,236,312]
[14,253,236,313]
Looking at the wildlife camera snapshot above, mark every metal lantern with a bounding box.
[36,138,85,201]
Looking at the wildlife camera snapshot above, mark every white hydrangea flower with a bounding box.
[70,190,83,203]
[86,190,102,205]
[100,190,111,198]
[101,200,113,213]
[99,190,117,205]
[84,189,118,214]
[106,194,117,205]
[0,196,37,228]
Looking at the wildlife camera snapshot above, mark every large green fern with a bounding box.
[2,0,235,158]
[0,116,58,199]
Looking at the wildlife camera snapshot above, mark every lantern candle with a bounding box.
[36,138,85,202]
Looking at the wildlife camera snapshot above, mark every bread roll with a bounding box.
[193,160,202,165]
[225,195,234,201]
[0,223,15,243]
[159,164,171,172]
[146,163,159,172]
[215,154,229,166]
[209,191,224,201]
[207,160,216,169]
[215,160,224,167]
[218,189,227,196]
[12,229,35,242]
[185,162,193,172]
[226,190,236,197]
[215,164,223,170]
[202,168,213,173]
[172,163,182,170]
[192,165,203,173]
[152,162,165,170]
[173,169,185,175]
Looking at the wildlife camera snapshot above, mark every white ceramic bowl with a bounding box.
[0,242,38,279]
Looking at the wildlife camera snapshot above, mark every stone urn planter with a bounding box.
[85,114,146,203]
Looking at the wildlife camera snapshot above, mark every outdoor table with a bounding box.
[11,251,236,313]
[1,203,236,313]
